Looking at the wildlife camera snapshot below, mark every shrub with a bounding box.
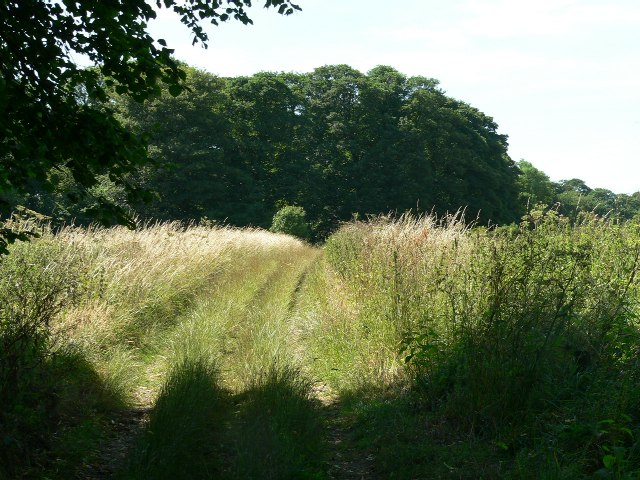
[0,238,85,475]
[269,205,311,240]
[320,212,640,476]
[405,213,640,428]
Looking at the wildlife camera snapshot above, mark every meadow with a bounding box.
[1,211,639,479]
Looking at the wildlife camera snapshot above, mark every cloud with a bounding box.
[461,0,640,39]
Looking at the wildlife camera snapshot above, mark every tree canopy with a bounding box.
[104,65,640,235]
[77,65,522,237]
[3,1,637,245]
[0,0,299,252]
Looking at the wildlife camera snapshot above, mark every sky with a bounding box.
[147,0,640,194]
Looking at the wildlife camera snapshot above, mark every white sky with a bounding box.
[147,0,640,194]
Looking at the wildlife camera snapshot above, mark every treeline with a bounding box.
[7,64,640,236]
[517,161,640,220]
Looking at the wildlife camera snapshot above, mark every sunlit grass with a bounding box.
[4,212,640,479]
[312,211,640,478]
[0,222,319,478]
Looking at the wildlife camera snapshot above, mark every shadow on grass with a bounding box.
[121,357,227,480]
[334,368,640,480]
[229,365,326,480]
[21,359,635,480]
[113,359,640,479]
[335,383,507,480]
[121,362,326,480]
[116,364,518,479]
[1,348,129,479]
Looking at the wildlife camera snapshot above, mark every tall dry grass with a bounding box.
[311,211,640,478]
[0,221,315,478]
[56,223,300,346]
[118,226,324,479]
[7,211,639,478]
[303,213,470,392]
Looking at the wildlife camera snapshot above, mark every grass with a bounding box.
[121,230,324,479]
[311,211,640,478]
[228,364,325,480]
[0,222,323,478]
[2,211,640,479]
[123,357,226,479]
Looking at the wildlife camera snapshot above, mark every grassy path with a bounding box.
[80,243,349,479]
[11,220,640,479]
[78,239,385,480]
[315,383,377,480]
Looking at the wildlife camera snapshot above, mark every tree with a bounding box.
[614,192,640,221]
[516,160,555,208]
[583,187,617,216]
[270,205,310,240]
[303,64,366,232]
[0,0,299,253]
[555,178,592,217]
[557,178,592,196]
[354,66,410,214]
[113,66,256,223]
[226,71,307,225]
[402,81,519,223]
[111,64,523,237]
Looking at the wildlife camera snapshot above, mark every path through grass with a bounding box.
[7,215,637,479]
[1,224,384,480]
[120,241,326,479]
[111,235,386,479]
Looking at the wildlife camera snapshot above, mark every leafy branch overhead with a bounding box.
[0,0,300,237]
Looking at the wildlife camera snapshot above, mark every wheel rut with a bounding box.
[78,247,379,479]
[312,383,378,480]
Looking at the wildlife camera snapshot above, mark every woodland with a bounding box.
[2,1,640,479]
[4,63,640,240]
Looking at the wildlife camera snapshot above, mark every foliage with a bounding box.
[316,212,640,478]
[0,0,300,249]
[3,0,639,242]
[516,159,556,207]
[4,206,640,478]
[0,223,317,477]
[514,164,640,222]
[270,205,311,240]
[0,235,94,477]
[0,207,48,255]
[105,64,521,237]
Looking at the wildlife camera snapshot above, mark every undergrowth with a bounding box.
[3,210,640,479]
[314,210,640,478]
[0,221,317,478]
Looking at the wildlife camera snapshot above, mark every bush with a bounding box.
[269,206,311,240]
[321,212,640,477]
[404,213,640,428]
[0,238,85,475]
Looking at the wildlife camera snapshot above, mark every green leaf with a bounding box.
[602,454,616,470]
[168,84,183,97]
[619,427,633,437]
